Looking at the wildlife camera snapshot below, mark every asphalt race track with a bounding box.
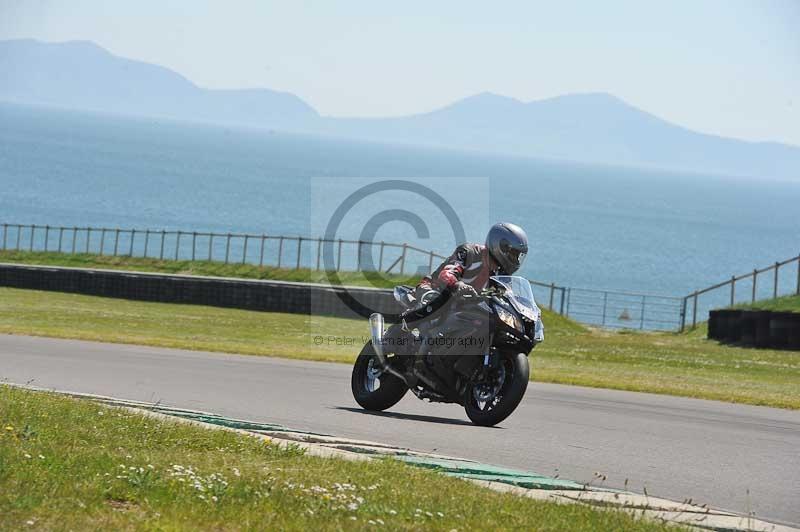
[2,334,798,526]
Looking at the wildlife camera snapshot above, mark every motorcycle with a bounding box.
[350,275,544,426]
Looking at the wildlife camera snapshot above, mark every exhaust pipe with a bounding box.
[369,312,387,366]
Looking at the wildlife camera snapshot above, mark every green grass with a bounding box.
[0,250,419,289]
[0,386,674,531]
[732,294,800,313]
[2,287,798,409]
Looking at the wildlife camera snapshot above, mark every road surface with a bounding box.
[1,334,798,526]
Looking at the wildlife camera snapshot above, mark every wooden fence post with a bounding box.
[159,230,165,260]
[549,282,555,311]
[378,242,385,272]
[601,291,608,325]
[29,224,36,252]
[692,291,699,328]
[315,238,322,271]
[57,227,63,253]
[565,288,572,317]
[559,287,566,315]
[224,233,231,264]
[752,269,757,303]
[336,239,342,271]
[640,295,646,329]
[44,225,50,251]
[296,237,303,270]
[242,235,249,264]
[797,254,800,295]
[1,223,6,250]
[208,234,213,261]
[730,276,735,306]
[85,227,91,253]
[129,229,136,256]
[773,262,779,299]
[99,228,106,255]
[356,240,362,271]
[114,229,120,256]
[679,296,687,332]
[175,231,181,260]
[192,232,197,261]
[277,237,284,268]
[71,227,77,253]
[259,236,266,267]
[144,230,150,258]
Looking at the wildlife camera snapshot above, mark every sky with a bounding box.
[1,0,799,146]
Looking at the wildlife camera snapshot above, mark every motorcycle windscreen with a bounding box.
[489,276,540,322]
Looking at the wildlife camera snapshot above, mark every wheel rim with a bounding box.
[471,360,509,412]
[364,357,383,393]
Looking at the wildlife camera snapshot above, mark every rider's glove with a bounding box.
[455,281,478,299]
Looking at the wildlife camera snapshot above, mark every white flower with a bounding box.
[388,510,397,515]
[38,455,45,460]
[232,467,241,477]
[24,453,32,459]
[376,518,385,525]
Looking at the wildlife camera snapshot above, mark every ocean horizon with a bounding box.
[2,101,799,303]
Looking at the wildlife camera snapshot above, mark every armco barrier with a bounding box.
[708,309,800,350]
[0,263,399,320]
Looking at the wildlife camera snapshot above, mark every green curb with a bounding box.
[119,400,585,492]
[393,455,587,491]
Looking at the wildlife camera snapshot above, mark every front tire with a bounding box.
[351,341,408,411]
[465,352,529,426]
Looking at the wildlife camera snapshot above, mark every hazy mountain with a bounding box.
[2,39,799,179]
[0,39,318,128]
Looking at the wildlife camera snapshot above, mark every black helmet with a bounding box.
[486,222,528,274]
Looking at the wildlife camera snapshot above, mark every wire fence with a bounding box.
[0,223,449,276]
[6,221,766,332]
[563,287,685,331]
[681,253,800,331]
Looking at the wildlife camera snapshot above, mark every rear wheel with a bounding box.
[351,341,408,411]
[464,352,529,426]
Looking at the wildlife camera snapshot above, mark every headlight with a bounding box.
[496,306,523,331]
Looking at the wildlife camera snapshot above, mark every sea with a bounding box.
[1,102,799,307]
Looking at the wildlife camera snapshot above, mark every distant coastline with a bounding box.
[2,39,800,180]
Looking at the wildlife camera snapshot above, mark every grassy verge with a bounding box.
[0,250,419,289]
[0,386,672,531]
[732,294,800,313]
[2,287,798,409]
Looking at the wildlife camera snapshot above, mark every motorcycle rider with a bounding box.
[415,222,529,305]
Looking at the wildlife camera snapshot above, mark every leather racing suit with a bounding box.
[416,243,500,297]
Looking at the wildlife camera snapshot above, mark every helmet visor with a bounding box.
[508,249,526,268]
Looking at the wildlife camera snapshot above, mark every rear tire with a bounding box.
[465,352,529,426]
[351,341,408,411]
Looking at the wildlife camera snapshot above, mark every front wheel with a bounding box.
[464,352,529,426]
[351,341,408,411]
